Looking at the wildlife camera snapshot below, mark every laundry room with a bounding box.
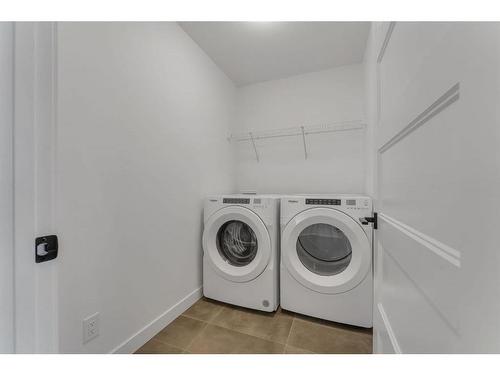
[2,2,500,373]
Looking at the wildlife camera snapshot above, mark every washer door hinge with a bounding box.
[359,212,378,230]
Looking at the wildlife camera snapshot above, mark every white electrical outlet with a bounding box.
[83,312,99,343]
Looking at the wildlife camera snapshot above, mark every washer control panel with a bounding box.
[222,198,250,204]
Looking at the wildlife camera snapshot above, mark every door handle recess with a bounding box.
[359,212,378,230]
[35,235,58,263]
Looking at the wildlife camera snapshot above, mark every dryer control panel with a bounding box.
[305,198,341,205]
[304,197,369,209]
[280,195,374,244]
[346,198,370,209]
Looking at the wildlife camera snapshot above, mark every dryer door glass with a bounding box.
[296,223,352,276]
[217,220,258,267]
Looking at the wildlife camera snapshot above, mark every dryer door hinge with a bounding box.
[359,212,377,230]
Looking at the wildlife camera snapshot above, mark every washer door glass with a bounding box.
[217,220,258,266]
[296,223,352,276]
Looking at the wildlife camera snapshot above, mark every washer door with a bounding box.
[282,207,371,294]
[203,206,271,283]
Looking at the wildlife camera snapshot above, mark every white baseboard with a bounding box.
[110,286,202,354]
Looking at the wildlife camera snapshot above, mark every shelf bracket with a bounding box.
[249,132,259,162]
[300,126,308,160]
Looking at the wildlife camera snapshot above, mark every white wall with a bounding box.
[56,22,235,353]
[234,64,366,194]
[0,22,14,354]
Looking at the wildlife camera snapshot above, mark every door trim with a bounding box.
[379,213,461,267]
[13,22,58,353]
[378,83,460,154]
[0,21,14,354]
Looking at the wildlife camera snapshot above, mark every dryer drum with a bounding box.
[216,220,258,266]
[296,223,352,276]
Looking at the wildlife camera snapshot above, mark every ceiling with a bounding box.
[179,22,370,86]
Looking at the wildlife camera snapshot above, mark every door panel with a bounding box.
[376,244,459,353]
[379,22,454,147]
[373,22,500,353]
[378,217,460,334]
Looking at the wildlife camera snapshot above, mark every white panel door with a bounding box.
[374,22,500,353]
[0,22,14,354]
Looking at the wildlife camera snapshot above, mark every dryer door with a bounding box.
[203,206,272,283]
[282,207,371,294]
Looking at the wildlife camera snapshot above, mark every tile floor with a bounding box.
[135,297,372,354]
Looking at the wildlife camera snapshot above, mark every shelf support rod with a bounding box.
[301,126,308,160]
[249,132,259,162]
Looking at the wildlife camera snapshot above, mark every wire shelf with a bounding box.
[228,120,366,162]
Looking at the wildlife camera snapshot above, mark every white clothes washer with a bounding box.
[202,195,280,312]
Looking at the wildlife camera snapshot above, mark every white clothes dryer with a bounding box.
[280,195,374,327]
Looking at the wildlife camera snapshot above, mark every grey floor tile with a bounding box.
[182,298,225,322]
[287,318,372,354]
[135,338,184,354]
[153,315,207,349]
[187,324,285,354]
[211,305,293,344]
